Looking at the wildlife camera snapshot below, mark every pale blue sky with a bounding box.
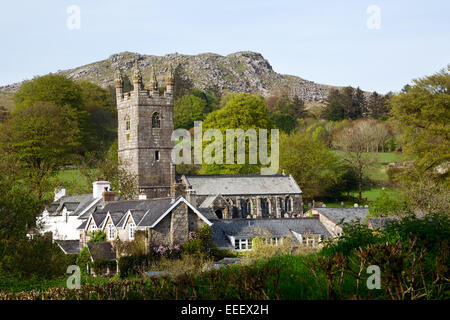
[1,0,448,93]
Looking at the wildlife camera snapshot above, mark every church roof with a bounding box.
[183,174,302,196]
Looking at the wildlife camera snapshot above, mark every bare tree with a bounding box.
[333,123,376,202]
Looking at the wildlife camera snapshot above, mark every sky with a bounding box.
[0,0,449,93]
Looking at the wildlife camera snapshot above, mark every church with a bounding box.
[39,61,371,256]
[114,60,304,219]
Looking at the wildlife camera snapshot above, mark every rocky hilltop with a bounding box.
[0,51,336,103]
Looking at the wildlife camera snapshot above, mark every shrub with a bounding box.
[88,231,106,242]
[0,236,71,279]
[76,247,91,274]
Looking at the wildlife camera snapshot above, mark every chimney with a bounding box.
[54,186,66,201]
[93,179,111,199]
[102,187,115,205]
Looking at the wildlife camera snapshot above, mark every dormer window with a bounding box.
[152,112,160,128]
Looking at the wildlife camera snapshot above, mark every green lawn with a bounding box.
[53,169,92,196]
[349,187,398,202]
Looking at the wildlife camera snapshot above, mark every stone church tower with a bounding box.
[115,61,175,199]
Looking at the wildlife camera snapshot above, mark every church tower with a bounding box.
[115,61,175,199]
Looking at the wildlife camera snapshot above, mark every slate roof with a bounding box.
[138,198,181,226]
[81,197,182,230]
[183,174,302,196]
[55,240,81,255]
[77,220,87,230]
[46,194,101,217]
[314,207,370,225]
[87,242,116,261]
[200,195,219,208]
[197,207,219,220]
[47,203,59,214]
[211,218,331,249]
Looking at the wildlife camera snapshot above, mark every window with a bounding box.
[261,198,269,217]
[234,238,252,251]
[90,225,97,233]
[129,223,136,240]
[285,197,292,212]
[107,224,115,240]
[155,150,160,161]
[240,199,250,218]
[124,115,131,131]
[152,112,160,128]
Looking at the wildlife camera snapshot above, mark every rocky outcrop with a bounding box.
[0,51,337,103]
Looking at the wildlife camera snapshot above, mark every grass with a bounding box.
[0,273,117,293]
[53,169,92,195]
[350,187,398,203]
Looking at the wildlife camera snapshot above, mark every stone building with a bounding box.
[179,174,303,219]
[115,62,175,199]
[115,62,304,216]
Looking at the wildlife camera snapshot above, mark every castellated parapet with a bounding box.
[115,62,175,199]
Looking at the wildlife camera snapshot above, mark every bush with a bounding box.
[0,236,71,279]
[182,225,213,256]
[91,259,116,276]
[88,231,106,242]
[76,247,91,274]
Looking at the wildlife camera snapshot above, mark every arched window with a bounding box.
[152,112,160,128]
[261,198,270,217]
[285,197,292,212]
[241,199,250,218]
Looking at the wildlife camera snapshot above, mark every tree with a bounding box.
[0,102,81,201]
[174,94,207,129]
[189,88,219,113]
[78,81,117,153]
[389,67,450,173]
[0,176,42,240]
[333,122,376,202]
[322,89,345,121]
[279,131,343,201]
[79,141,139,200]
[366,91,387,119]
[270,113,296,133]
[200,93,273,174]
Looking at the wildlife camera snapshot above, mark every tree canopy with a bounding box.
[389,67,450,174]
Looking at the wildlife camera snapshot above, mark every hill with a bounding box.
[0,51,338,104]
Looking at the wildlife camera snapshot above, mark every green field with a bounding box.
[53,169,92,196]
